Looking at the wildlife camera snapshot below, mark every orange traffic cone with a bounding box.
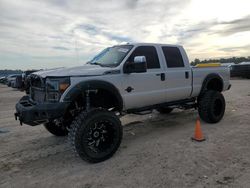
[191,118,206,142]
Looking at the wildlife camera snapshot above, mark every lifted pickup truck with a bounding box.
[15,43,231,163]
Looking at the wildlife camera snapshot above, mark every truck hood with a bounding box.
[33,65,113,78]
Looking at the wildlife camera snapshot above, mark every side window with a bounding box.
[128,46,160,69]
[162,47,184,68]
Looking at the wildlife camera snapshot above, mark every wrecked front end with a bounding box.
[15,75,70,126]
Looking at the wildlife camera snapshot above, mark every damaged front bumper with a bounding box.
[15,96,70,126]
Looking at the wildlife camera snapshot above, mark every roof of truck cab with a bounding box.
[122,43,183,47]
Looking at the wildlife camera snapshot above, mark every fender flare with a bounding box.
[200,73,223,93]
[62,80,123,111]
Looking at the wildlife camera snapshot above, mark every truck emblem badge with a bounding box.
[125,86,134,93]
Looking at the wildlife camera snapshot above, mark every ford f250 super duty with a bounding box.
[15,43,231,163]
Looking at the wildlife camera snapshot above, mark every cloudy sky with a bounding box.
[1,0,250,70]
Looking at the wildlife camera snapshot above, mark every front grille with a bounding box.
[31,87,45,103]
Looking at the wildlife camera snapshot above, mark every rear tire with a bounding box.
[69,109,123,163]
[157,107,173,114]
[198,90,225,123]
[44,122,68,136]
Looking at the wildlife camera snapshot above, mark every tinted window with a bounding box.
[162,47,184,68]
[128,46,160,69]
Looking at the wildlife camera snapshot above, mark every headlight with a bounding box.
[46,77,70,101]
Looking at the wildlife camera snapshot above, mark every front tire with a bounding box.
[69,109,123,163]
[44,122,68,136]
[198,90,225,123]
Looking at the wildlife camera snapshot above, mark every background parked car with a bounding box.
[6,74,20,87]
[0,76,7,84]
[230,64,250,79]
[20,70,39,92]
[14,75,23,89]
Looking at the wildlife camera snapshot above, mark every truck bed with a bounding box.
[191,66,230,97]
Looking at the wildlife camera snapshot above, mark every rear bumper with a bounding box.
[15,96,70,126]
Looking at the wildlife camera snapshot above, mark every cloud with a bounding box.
[219,15,250,35]
[0,0,250,69]
[75,23,133,43]
[172,20,218,44]
[52,46,70,50]
[219,44,250,52]
[124,0,139,9]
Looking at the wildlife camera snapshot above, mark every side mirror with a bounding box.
[124,56,147,73]
[134,56,146,64]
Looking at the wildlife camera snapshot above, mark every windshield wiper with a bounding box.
[89,62,113,67]
[89,62,104,67]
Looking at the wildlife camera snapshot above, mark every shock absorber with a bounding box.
[85,89,98,111]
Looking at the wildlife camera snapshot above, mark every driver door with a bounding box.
[121,46,166,110]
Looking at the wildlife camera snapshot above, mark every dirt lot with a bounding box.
[0,79,250,188]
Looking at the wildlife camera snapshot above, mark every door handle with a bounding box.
[156,73,165,81]
[185,71,189,79]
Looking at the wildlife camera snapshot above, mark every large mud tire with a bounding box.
[198,90,225,123]
[69,109,123,163]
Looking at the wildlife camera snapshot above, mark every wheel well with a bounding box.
[206,78,223,92]
[90,89,122,111]
[71,89,122,112]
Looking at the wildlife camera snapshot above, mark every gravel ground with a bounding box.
[0,79,250,188]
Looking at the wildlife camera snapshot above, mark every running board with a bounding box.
[127,98,196,114]
[132,110,153,115]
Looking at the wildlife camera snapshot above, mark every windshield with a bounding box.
[89,45,133,67]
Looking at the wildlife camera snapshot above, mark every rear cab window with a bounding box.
[162,46,184,68]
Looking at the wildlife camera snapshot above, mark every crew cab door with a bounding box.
[160,46,192,101]
[121,46,166,109]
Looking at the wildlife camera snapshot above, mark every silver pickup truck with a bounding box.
[15,43,231,163]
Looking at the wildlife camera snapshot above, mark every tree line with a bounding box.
[0,70,22,77]
[190,56,250,66]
